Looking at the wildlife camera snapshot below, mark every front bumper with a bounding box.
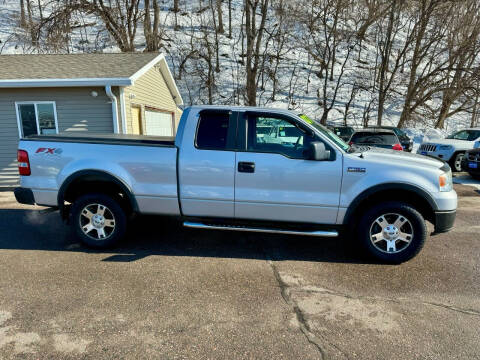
[14,187,35,205]
[433,209,456,234]
[461,153,480,175]
[416,148,454,161]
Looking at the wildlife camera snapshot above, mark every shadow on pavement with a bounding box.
[0,208,372,264]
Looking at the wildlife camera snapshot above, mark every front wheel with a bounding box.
[70,193,127,248]
[450,152,464,172]
[357,202,427,264]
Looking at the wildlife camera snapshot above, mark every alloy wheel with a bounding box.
[369,213,414,253]
[79,203,116,240]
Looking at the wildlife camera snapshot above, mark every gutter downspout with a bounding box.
[119,87,127,134]
[105,85,119,134]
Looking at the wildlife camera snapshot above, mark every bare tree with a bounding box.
[397,0,452,128]
[216,0,224,33]
[20,0,26,27]
[228,0,232,38]
[244,0,269,106]
[355,0,391,40]
[144,0,162,51]
[173,0,180,30]
[434,0,480,128]
[75,0,141,52]
[375,0,412,125]
[209,0,221,72]
[299,0,354,124]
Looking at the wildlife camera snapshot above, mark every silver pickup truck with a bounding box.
[15,106,457,263]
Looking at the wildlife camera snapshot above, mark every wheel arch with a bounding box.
[343,183,437,228]
[57,170,139,219]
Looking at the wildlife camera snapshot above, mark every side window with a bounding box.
[196,111,230,150]
[247,115,316,159]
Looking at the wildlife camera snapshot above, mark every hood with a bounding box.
[359,147,444,169]
[423,138,473,146]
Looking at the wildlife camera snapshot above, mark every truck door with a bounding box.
[178,109,237,218]
[234,112,342,224]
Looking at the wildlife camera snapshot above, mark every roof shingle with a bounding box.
[0,53,160,80]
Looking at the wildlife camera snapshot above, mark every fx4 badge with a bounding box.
[35,147,63,155]
[348,167,366,173]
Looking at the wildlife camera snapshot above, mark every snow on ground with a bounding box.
[0,0,476,139]
[453,174,480,190]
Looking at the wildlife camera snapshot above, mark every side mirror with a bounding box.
[306,141,330,161]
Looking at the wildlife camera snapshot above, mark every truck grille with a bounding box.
[467,153,480,162]
[419,144,437,152]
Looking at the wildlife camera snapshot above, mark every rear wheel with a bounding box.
[450,152,464,172]
[357,202,427,264]
[70,193,127,248]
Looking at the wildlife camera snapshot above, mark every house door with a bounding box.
[131,107,142,135]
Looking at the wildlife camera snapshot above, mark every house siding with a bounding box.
[0,87,113,187]
[123,66,181,135]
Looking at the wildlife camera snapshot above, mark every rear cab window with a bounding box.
[351,132,397,145]
[195,110,236,150]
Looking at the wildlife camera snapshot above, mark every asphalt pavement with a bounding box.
[0,184,479,359]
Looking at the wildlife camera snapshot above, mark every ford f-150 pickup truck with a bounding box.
[14,106,457,263]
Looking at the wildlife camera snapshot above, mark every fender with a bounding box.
[343,183,438,225]
[57,169,139,216]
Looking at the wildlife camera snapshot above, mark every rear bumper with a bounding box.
[433,210,456,234]
[14,187,35,205]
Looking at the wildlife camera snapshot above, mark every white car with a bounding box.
[417,128,480,172]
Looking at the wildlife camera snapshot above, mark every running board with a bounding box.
[183,221,338,237]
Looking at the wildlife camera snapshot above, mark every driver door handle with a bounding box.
[238,162,255,173]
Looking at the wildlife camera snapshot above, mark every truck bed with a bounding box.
[18,133,179,215]
[23,133,176,147]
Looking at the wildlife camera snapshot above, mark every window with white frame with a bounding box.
[16,102,58,137]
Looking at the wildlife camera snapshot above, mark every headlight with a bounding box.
[439,145,452,150]
[439,170,453,192]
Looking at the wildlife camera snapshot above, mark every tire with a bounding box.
[70,193,127,248]
[357,201,427,264]
[450,152,464,172]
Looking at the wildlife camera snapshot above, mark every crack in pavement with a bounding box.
[294,287,480,318]
[267,257,327,360]
[261,244,350,360]
[422,301,480,317]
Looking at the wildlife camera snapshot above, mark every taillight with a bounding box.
[392,143,403,151]
[17,150,31,176]
[348,141,353,146]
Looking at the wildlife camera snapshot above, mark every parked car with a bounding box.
[368,126,413,152]
[417,128,480,172]
[327,125,355,143]
[462,148,480,180]
[14,106,457,263]
[349,129,404,151]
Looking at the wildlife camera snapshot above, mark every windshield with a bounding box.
[299,114,350,151]
[447,130,480,141]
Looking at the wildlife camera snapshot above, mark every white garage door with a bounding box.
[144,110,173,136]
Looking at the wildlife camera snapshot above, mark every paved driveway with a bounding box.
[0,185,479,359]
